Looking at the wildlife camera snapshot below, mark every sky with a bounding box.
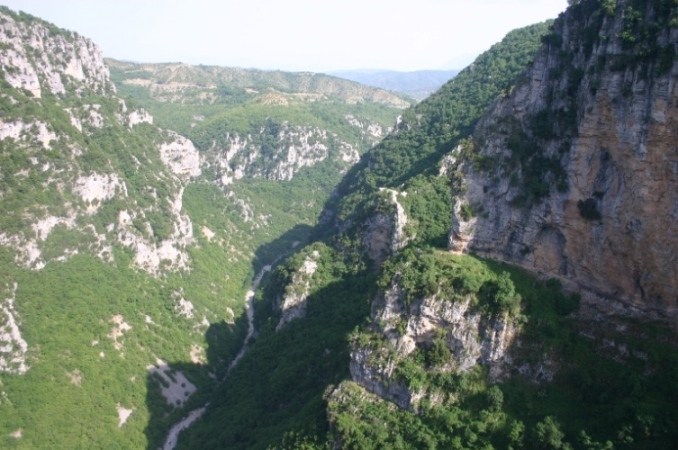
[1,0,568,72]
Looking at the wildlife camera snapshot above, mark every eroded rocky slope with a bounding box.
[108,59,410,183]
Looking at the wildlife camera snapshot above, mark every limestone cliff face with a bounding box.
[451,0,678,315]
[0,8,111,97]
[204,125,360,183]
[0,8,201,276]
[350,279,516,410]
[276,250,320,331]
[361,189,410,265]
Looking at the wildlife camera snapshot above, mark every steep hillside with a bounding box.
[176,20,558,450]
[179,1,678,449]
[0,6,356,449]
[329,69,460,100]
[4,1,678,449]
[450,0,678,316]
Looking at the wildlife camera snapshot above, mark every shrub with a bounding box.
[577,198,602,221]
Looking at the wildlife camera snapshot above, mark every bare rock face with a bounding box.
[0,283,30,374]
[0,9,111,97]
[451,2,678,316]
[160,131,202,179]
[362,189,410,265]
[204,125,359,182]
[276,250,320,331]
[350,279,516,410]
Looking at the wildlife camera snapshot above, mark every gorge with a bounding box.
[1,1,678,449]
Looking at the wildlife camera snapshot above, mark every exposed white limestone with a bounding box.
[72,173,127,214]
[0,283,30,375]
[345,114,363,128]
[65,108,83,132]
[0,120,56,149]
[128,109,153,127]
[31,212,77,241]
[147,358,196,407]
[108,315,132,352]
[189,344,206,364]
[207,126,361,182]
[367,123,383,137]
[0,232,44,270]
[9,429,23,439]
[159,131,201,179]
[339,142,360,165]
[87,106,104,129]
[200,226,215,241]
[277,251,320,330]
[66,368,83,386]
[0,10,111,97]
[116,188,194,275]
[173,290,195,319]
[117,404,134,427]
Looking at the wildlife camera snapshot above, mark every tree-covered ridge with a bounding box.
[329,69,460,100]
[315,21,552,254]
[334,20,552,195]
[107,59,412,141]
[328,250,678,450]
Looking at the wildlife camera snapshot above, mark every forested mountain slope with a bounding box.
[180,0,678,448]
[0,6,281,448]
[177,19,561,450]
[0,6,405,449]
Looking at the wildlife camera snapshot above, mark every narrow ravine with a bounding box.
[227,264,271,372]
[162,264,272,450]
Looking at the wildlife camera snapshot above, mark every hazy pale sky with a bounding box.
[1,0,567,72]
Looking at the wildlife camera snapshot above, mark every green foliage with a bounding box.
[332,253,678,450]
[534,416,566,449]
[485,385,504,412]
[397,175,453,248]
[577,198,602,221]
[599,0,678,74]
[330,21,553,227]
[478,272,522,317]
[379,249,522,319]
[177,248,377,450]
[0,250,247,449]
[502,121,569,205]
[459,203,475,221]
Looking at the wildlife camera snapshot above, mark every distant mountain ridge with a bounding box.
[329,69,460,100]
[107,59,410,183]
[107,59,412,109]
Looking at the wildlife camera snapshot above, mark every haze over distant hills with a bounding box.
[328,69,460,100]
